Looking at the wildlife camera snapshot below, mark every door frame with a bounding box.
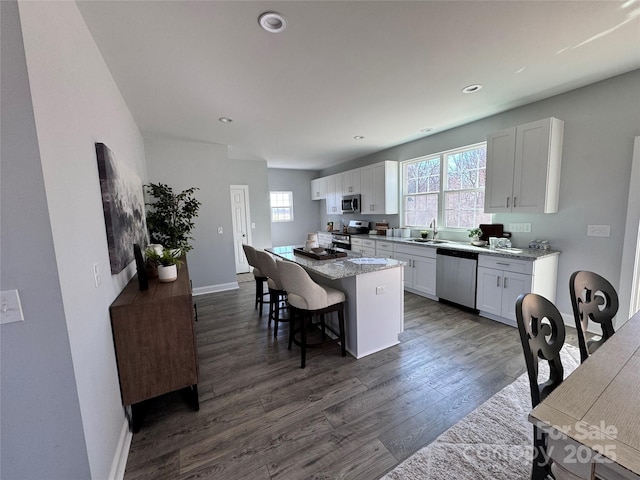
[230,185,252,274]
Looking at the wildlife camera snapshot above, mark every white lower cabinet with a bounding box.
[375,240,394,257]
[476,254,558,327]
[317,232,333,248]
[351,237,375,256]
[393,244,437,298]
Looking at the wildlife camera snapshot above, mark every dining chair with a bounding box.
[254,250,289,337]
[516,293,566,480]
[276,259,346,368]
[569,270,618,363]
[241,244,268,315]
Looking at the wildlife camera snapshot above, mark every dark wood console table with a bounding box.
[109,260,199,432]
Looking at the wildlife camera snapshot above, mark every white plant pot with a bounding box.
[158,264,178,282]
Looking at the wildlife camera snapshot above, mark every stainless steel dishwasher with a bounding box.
[436,248,478,309]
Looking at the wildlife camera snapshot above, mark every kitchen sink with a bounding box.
[410,238,449,244]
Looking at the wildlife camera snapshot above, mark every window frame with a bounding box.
[400,141,491,231]
[269,191,294,223]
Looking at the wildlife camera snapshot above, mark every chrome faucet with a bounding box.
[430,218,438,239]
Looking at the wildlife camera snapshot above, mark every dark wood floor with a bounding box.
[123,277,580,480]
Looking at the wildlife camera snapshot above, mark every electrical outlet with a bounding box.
[217,227,224,234]
[251,222,256,229]
[587,225,611,237]
[508,223,532,233]
[0,290,25,324]
[376,286,386,295]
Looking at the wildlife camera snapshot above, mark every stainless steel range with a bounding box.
[331,220,369,250]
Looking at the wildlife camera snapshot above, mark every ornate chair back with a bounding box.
[569,270,618,363]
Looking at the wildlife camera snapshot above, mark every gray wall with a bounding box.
[230,160,272,251]
[2,1,149,477]
[320,70,640,321]
[145,136,237,290]
[268,169,322,247]
[0,3,91,478]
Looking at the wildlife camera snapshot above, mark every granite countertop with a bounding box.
[350,234,560,260]
[267,245,404,280]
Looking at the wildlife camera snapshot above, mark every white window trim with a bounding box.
[270,191,294,223]
[400,141,490,232]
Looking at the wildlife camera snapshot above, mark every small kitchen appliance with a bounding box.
[341,194,361,214]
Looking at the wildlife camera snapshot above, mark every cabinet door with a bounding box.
[476,266,503,316]
[500,271,533,322]
[485,127,516,213]
[311,177,327,200]
[360,165,374,213]
[342,168,361,194]
[326,174,342,214]
[413,256,437,296]
[393,252,414,289]
[513,117,562,214]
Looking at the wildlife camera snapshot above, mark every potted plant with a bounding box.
[144,247,161,278]
[420,230,430,239]
[145,183,202,256]
[156,248,183,283]
[468,227,484,245]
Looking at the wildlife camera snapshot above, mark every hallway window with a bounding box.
[270,191,294,222]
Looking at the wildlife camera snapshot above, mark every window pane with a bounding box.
[446,146,486,191]
[404,193,438,227]
[270,191,294,222]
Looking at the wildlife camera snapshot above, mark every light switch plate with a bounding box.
[587,225,611,237]
[1,290,25,324]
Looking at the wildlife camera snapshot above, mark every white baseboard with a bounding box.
[108,419,132,480]
[193,282,239,296]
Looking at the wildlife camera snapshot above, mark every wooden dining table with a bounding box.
[529,310,640,480]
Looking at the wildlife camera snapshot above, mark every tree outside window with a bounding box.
[270,191,294,222]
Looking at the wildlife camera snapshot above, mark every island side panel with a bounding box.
[353,267,403,358]
[309,266,404,359]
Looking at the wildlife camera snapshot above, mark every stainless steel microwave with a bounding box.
[341,194,360,214]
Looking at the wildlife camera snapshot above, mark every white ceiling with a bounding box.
[76,0,640,170]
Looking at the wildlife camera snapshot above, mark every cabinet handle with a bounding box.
[497,277,501,287]
[504,277,508,288]
[513,196,517,207]
[496,262,510,266]
[506,197,510,208]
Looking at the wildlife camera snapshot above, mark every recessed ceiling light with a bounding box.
[462,84,482,94]
[259,12,287,33]
[353,136,365,140]
[218,117,233,123]
[420,128,433,133]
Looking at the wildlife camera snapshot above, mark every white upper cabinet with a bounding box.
[311,177,327,200]
[360,161,399,215]
[341,168,361,195]
[325,173,343,214]
[485,117,564,214]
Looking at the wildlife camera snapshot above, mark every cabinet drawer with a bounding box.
[394,243,437,258]
[478,255,533,275]
[376,241,394,251]
[351,237,363,246]
[362,239,376,248]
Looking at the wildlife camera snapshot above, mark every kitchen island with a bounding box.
[268,246,405,359]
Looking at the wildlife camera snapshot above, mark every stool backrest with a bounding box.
[254,250,282,289]
[515,293,566,408]
[569,270,618,362]
[241,244,257,267]
[276,260,328,310]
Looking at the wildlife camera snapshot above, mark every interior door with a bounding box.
[230,186,251,273]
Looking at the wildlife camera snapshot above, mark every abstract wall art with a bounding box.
[95,143,148,274]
